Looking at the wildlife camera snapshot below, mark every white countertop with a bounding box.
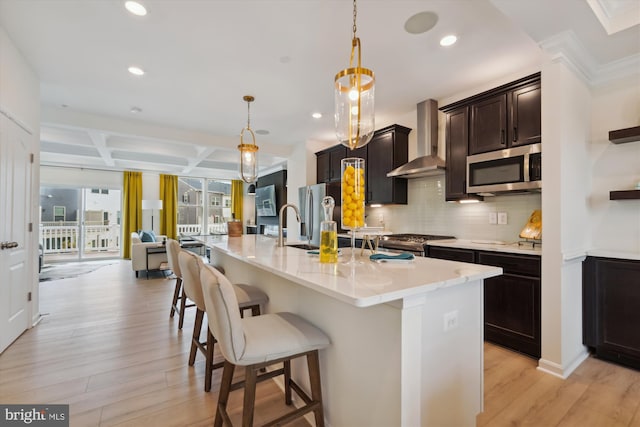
[198,235,502,308]
[586,249,640,261]
[426,239,542,256]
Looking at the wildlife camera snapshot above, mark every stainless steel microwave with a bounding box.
[466,143,541,195]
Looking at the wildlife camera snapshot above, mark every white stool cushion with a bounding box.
[166,239,182,278]
[239,312,330,365]
[179,250,206,310]
[200,264,329,366]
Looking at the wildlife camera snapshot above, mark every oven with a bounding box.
[379,234,456,257]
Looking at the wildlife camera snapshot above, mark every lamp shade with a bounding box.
[142,199,163,210]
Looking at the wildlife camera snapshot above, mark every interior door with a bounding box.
[0,114,32,353]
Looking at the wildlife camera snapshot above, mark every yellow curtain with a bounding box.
[231,179,244,225]
[160,174,178,240]
[122,171,143,259]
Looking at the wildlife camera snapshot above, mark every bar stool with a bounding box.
[200,263,330,426]
[166,239,193,329]
[178,250,268,392]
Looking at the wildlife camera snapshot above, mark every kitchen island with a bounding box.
[199,235,502,427]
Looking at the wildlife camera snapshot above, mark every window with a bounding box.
[53,206,66,222]
[177,177,231,235]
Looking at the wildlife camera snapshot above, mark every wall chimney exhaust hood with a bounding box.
[387,99,445,178]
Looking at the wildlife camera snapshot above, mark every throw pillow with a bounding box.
[140,231,156,242]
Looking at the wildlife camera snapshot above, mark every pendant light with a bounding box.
[334,0,375,151]
[238,95,259,183]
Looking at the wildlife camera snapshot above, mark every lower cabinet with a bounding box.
[427,246,541,358]
[583,256,640,370]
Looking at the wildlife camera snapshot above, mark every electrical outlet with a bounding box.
[443,310,459,332]
[498,212,508,225]
[489,212,497,224]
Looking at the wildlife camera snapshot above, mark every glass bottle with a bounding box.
[341,157,365,263]
[319,196,338,264]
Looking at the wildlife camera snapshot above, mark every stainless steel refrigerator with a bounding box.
[298,183,341,247]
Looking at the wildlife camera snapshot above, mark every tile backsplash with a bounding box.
[367,176,542,243]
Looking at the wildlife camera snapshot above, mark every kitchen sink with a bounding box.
[285,243,319,250]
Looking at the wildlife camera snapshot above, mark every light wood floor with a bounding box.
[1,260,639,427]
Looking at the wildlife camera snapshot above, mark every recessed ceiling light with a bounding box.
[404,11,438,34]
[440,35,458,47]
[128,66,145,76]
[255,129,270,135]
[312,112,322,119]
[130,107,142,113]
[125,1,147,16]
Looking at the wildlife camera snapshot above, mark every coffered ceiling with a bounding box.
[0,0,637,180]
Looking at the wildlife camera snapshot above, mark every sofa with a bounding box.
[131,231,168,277]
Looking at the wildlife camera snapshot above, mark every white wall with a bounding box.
[589,74,640,254]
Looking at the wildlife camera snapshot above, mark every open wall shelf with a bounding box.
[610,190,640,200]
[609,126,640,144]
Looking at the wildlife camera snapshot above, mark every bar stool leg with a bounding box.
[242,365,258,427]
[308,350,325,427]
[205,327,214,392]
[189,309,203,366]
[215,361,235,427]
[170,277,182,317]
[284,359,292,405]
[178,288,187,330]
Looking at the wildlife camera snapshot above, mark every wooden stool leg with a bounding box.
[251,304,261,317]
[170,277,182,317]
[205,327,214,392]
[178,288,187,330]
[189,309,203,366]
[215,361,235,427]
[307,350,325,427]
[242,365,258,427]
[284,359,292,405]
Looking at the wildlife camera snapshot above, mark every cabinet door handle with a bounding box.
[513,127,518,142]
[501,129,506,145]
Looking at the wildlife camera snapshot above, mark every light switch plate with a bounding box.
[498,212,508,225]
[489,212,497,224]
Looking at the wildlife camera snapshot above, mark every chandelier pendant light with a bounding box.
[334,0,375,151]
[238,95,259,183]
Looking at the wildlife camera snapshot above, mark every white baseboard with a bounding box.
[537,348,589,379]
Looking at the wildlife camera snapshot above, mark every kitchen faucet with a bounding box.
[277,203,301,247]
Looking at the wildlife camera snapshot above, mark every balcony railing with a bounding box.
[40,222,229,256]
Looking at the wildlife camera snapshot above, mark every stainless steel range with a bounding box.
[379,234,455,256]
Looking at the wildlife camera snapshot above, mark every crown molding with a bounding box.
[539,30,640,86]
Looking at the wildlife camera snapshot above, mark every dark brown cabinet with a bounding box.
[444,106,479,202]
[316,145,346,183]
[583,256,640,370]
[469,79,541,155]
[427,246,541,358]
[366,125,409,205]
[315,124,409,205]
[469,94,507,154]
[478,251,541,358]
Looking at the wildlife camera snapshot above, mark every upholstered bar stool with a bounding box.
[200,264,330,426]
[178,250,268,392]
[166,239,194,329]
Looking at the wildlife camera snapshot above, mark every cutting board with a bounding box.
[519,209,542,240]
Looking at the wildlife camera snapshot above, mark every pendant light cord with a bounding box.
[352,0,357,39]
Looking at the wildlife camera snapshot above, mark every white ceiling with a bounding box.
[0,0,638,179]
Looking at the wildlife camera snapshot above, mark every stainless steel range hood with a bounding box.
[387,99,445,178]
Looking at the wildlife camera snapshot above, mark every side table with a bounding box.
[146,245,168,279]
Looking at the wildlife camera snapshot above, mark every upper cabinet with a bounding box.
[468,74,541,155]
[609,126,640,144]
[316,145,346,183]
[367,125,409,205]
[315,124,409,205]
[444,106,478,202]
